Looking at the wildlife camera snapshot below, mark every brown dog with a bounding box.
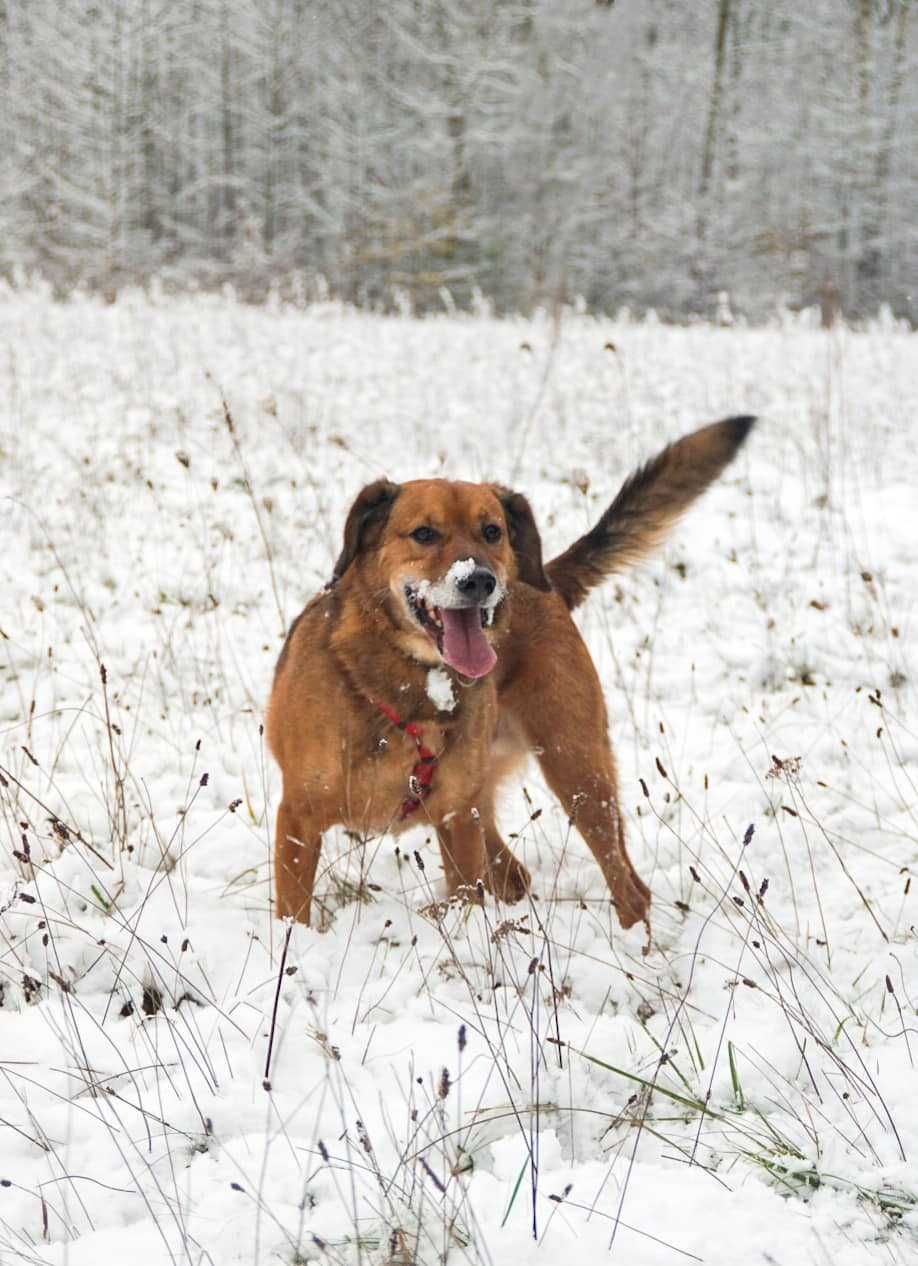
[267,416,754,930]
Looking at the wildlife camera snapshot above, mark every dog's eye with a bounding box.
[411,525,439,544]
[482,523,502,544]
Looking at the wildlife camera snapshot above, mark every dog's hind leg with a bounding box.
[537,747,650,930]
[274,797,323,923]
[504,623,651,930]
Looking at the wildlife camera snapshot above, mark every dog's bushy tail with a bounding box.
[547,415,756,611]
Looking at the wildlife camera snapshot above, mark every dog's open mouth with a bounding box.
[405,585,497,679]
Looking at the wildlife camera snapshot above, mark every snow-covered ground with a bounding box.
[1,287,916,1266]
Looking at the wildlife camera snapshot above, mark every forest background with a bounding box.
[1,0,915,322]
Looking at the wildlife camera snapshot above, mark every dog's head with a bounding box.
[331,478,551,678]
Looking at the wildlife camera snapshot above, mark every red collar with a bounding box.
[376,701,439,820]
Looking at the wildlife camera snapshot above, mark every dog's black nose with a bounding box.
[457,567,497,602]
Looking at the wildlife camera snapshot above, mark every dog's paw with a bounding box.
[613,873,652,932]
[484,848,532,904]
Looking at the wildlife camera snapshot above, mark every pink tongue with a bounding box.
[440,607,497,678]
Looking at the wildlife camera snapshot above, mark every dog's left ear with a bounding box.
[330,479,401,584]
[493,486,552,591]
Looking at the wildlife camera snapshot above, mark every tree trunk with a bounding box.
[700,0,731,199]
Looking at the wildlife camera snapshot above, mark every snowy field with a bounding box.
[1,287,917,1266]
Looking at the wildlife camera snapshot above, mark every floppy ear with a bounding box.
[494,486,552,591]
[330,479,400,583]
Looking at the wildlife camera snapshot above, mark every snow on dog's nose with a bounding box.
[455,565,497,604]
[407,558,504,678]
[422,558,503,611]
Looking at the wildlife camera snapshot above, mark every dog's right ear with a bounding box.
[330,479,400,584]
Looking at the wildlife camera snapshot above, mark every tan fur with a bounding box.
[267,416,754,930]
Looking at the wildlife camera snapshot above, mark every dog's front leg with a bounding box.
[435,810,490,898]
[477,798,531,902]
[274,797,324,923]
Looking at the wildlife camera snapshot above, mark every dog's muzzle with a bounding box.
[404,560,503,679]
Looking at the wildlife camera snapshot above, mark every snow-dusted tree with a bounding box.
[0,0,915,319]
